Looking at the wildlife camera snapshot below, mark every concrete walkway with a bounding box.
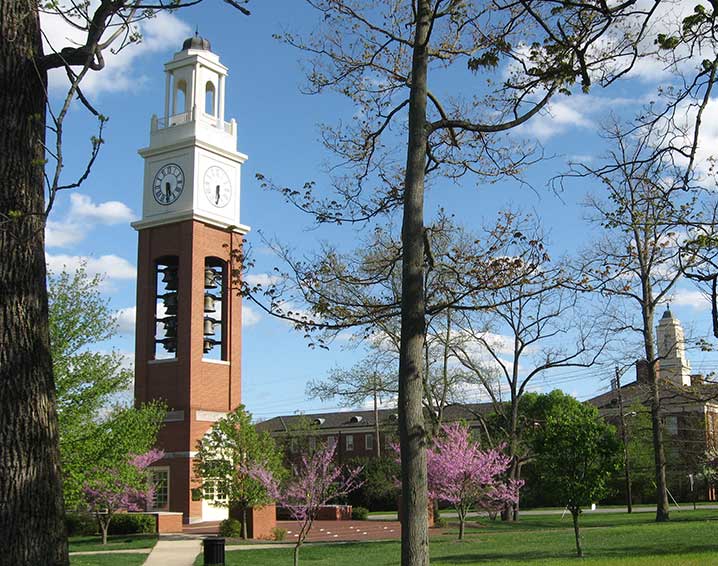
[70,548,152,556]
[143,536,202,566]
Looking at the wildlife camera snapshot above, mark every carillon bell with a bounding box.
[203,318,218,336]
[203,337,220,353]
[162,267,179,291]
[204,267,219,289]
[204,293,218,313]
[161,292,178,315]
[157,337,177,353]
[163,318,178,339]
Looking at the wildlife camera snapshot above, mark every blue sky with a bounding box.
[42,2,718,421]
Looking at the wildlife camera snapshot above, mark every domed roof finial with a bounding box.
[182,29,211,52]
[662,304,673,319]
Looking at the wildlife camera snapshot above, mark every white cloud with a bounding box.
[46,253,136,281]
[243,304,261,327]
[69,193,135,224]
[43,10,191,96]
[45,192,136,248]
[519,94,638,141]
[45,219,86,247]
[115,306,136,334]
[670,289,710,311]
[244,273,282,287]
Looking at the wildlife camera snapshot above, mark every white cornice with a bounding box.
[139,138,248,164]
[131,211,250,234]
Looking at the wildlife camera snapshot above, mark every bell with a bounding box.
[161,292,178,315]
[162,267,179,291]
[204,267,219,289]
[203,338,219,354]
[204,293,217,313]
[157,337,177,353]
[203,318,217,336]
[164,322,177,339]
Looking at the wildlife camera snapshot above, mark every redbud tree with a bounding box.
[82,448,164,544]
[249,440,363,566]
[427,423,521,540]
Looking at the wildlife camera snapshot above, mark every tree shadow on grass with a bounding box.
[431,542,718,564]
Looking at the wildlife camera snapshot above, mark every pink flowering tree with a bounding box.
[427,423,522,540]
[249,440,363,566]
[83,448,164,544]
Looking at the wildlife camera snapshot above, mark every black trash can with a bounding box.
[203,536,225,566]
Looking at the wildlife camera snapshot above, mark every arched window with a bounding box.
[203,257,226,360]
[174,79,187,115]
[205,81,216,116]
[155,256,179,359]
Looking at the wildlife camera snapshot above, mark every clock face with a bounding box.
[203,166,232,208]
[153,163,185,205]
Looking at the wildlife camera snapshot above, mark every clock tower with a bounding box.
[132,35,248,523]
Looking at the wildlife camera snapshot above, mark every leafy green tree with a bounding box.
[623,402,655,504]
[194,405,285,539]
[49,267,131,435]
[47,266,166,508]
[65,402,166,511]
[530,392,621,557]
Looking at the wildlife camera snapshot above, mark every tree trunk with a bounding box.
[242,506,248,540]
[101,518,109,545]
[293,542,300,566]
[458,510,465,541]
[0,2,69,565]
[615,368,633,514]
[571,508,582,558]
[398,2,431,565]
[642,305,670,522]
[502,397,520,522]
[649,368,670,521]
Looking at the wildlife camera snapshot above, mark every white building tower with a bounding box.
[656,307,692,387]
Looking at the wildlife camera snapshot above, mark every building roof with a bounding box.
[255,402,495,434]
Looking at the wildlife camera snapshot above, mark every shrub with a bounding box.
[66,512,98,536]
[219,518,243,538]
[107,513,156,535]
[434,516,448,529]
[271,527,287,541]
[352,506,369,520]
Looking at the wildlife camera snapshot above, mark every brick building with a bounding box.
[256,403,494,464]
[589,308,718,500]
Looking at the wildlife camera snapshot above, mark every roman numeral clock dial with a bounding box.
[203,166,232,208]
[153,163,185,205]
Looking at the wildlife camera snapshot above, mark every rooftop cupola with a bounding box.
[656,305,691,387]
[146,34,236,148]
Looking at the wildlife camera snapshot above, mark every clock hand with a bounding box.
[215,184,220,204]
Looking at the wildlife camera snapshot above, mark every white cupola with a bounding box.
[133,35,249,234]
[656,306,692,387]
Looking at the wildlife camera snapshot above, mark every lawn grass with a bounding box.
[70,553,149,566]
[218,510,718,566]
[68,533,158,553]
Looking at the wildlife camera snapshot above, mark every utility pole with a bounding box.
[373,381,381,458]
[615,367,633,513]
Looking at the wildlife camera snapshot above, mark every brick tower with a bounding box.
[132,35,248,523]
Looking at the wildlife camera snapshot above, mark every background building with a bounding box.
[590,308,718,501]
